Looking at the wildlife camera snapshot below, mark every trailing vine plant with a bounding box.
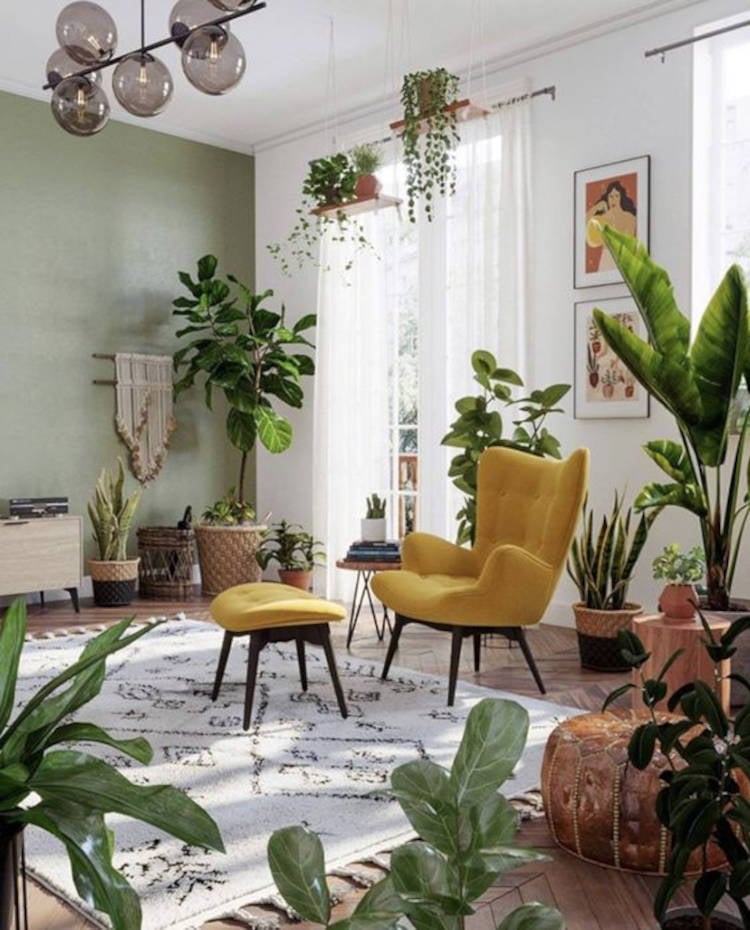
[400,67,460,222]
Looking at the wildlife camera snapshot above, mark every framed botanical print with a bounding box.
[574,298,650,419]
[574,155,650,288]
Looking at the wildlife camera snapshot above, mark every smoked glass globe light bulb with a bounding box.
[182,26,245,95]
[46,47,102,87]
[207,0,255,10]
[51,75,110,136]
[56,1,117,65]
[112,53,174,117]
[168,0,229,46]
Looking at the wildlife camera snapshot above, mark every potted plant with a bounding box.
[361,493,387,542]
[592,225,750,611]
[256,519,325,591]
[267,698,564,930]
[441,349,570,545]
[567,493,655,671]
[267,154,376,276]
[172,255,316,595]
[398,67,460,223]
[350,142,383,199]
[0,597,223,930]
[653,543,706,621]
[87,458,142,607]
[607,614,750,929]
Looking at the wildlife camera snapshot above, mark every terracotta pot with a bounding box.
[659,584,698,621]
[278,569,312,591]
[661,909,743,929]
[355,174,382,199]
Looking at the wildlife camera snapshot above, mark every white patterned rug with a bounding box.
[16,617,576,930]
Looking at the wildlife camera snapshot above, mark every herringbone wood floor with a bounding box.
[20,592,691,930]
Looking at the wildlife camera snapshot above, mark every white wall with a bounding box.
[255,0,750,624]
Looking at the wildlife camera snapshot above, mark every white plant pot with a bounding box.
[361,518,386,542]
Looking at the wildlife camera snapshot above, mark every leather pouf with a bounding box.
[541,710,722,874]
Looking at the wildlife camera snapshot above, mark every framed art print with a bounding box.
[574,298,650,419]
[574,155,650,288]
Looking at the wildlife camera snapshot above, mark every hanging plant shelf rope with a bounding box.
[310,193,402,218]
[389,98,489,133]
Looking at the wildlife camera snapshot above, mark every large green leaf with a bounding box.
[634,481,707,517]
[267,826,331,924]
[390,760,457,855]
[390,842,463,916]
[226,408,257,452]
[28,751,224,851]
[450,699,529,807]
[0,598,26,732]
[44,723,152,764]
[643,440,695,484]
[254,406,293,453]
[496,903,566,930]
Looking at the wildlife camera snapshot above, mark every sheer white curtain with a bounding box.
[312,214,391,600]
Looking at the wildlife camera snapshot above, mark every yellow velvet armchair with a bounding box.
[372,446,589,705]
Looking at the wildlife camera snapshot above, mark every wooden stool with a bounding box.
[210,582,349,729]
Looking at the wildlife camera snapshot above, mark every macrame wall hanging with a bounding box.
[94,353,176,484]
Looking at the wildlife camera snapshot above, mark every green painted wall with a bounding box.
[0,90,255,563]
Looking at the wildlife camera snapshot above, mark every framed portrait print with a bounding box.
[574,155,650,288]
[574,298,650,419]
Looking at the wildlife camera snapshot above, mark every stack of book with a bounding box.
[345,540,401,562]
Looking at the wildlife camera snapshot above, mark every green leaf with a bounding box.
[0,598,26,732]
[496,904,566,930]
[226,408,257,452]
[692,681,729,738]
[254,406,293,454]
[197,254,218,281]
[44,723,152,764]
[634,481,707,517]
[390,842,461,913]
[540,384,570,408]
[268,826,331,924]
[643,440,694,483]
[450,699,529,807]
[390,760,457,855]
[353,875,404,919]
[602,682,636,712]
[695,870,727,915]
[729,860,750,900]
[628,722,658,769]
[492,367,524,386]
[293,313,318,334]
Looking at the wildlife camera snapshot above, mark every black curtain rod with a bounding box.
[645,17,750,60]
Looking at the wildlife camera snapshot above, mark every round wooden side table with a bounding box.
[336,559,401,647]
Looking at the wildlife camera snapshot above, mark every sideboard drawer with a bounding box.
[0,516,83,596]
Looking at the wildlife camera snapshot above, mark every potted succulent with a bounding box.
[567,493,655,671]
[607,613,750,929]
[87,458,142,607]
[0,597,223,930]
[397,67,460,223]
[653,543,706,621]
[593,225,750,611]
[267,698,564,930]
[256,519,325,591]
[441,349,570,545]
[172,255,316,595]
[350,142,383,199]
[361,493,387,542]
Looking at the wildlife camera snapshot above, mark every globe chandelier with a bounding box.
[44,0,267,137]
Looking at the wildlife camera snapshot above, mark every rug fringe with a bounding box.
[25,612,191,641]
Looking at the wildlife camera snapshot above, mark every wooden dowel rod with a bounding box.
[92,353,115,361]
[92,379,117,386]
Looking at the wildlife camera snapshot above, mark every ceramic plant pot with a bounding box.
[355,174,382,198]
[278,569,313,591]
[659,584,698,622]
[360,518,386,542]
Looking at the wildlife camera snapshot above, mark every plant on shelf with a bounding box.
[267,154,376,276]
[652,543,706,621]
[87,458,142,607]
[399,67,460,223]
[0,597,224,930]
[441,349,570,545]
[350,141,383,198]
[256,519,325,590]
[605,614,750,929]
[172,254,316,594]
[267,697,564,930]
[567,493,656,671]
[592,225,750,611]
[362,492,387,542]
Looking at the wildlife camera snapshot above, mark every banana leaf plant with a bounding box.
[592,225,750,610]
[267,698,565,930]
[0,598,224,930]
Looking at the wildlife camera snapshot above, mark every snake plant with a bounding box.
[87,458,141,561]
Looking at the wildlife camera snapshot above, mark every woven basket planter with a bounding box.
[573,603,642,671]
[195,524,266,596]
[89,558,139,607]
[137,527,195,599]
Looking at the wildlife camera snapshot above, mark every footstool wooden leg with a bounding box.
[320,626,348,719]
[244,634,262,730]
[296,635,308,691]
[473,632,481,672]
[212,631,233,701]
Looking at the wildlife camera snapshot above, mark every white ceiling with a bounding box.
[0,0,704,153]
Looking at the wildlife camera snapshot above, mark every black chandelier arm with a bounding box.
[42,0,267,90]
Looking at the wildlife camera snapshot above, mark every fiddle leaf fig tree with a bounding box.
[442,350,570,545]
[172,255,316,505]
[592,225,750,610]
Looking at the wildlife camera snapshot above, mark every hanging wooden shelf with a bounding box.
[310,193,402,218]
[389,98,489,133]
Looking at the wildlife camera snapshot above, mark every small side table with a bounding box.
[336,559,401,648]
[631,612,731,713]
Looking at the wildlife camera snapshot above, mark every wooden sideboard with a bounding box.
[0,516,82,611]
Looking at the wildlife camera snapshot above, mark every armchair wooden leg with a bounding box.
[516,627,546,694]
[212,632,233,701]
[473,633,481,672]
[296,635,308,691]
[243,634,262,730]
[320,626,348,719]
[448,628,463,706]
[381,614,405,681]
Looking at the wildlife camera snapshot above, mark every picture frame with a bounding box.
[574,155,650,288]
[574,298,650,419]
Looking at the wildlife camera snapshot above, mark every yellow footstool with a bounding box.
[210,582,348,729]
